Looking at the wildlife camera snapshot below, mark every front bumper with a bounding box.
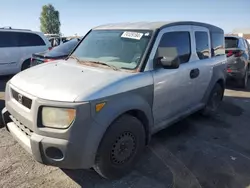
[2,83,101,169]
[2,107,93,169]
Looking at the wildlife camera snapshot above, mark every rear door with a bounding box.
[0,31,21,75]
[191,26,213,105]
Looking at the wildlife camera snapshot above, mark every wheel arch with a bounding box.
[202,65,226,104]
[21,58,31,70]
[122,109,151,144]
[82,92,154,168]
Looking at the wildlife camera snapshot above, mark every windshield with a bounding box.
[225,37,239,48]
[71,30,152,70]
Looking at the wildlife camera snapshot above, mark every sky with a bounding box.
[0,0,249,36]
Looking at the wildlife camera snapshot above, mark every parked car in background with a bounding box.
[225,36,250,88]
[0,27,51,76]
[2,21,226,179]
[30,38,81,67]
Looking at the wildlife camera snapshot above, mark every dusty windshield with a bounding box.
[71,30,152,70]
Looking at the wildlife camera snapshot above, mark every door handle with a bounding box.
[190,68,200,79]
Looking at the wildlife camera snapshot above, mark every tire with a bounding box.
[94,114,146,179]
[238,70,248,88]
[21,59,31,71]
[201,83,224,116]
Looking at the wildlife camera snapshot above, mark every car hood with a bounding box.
[10,60,134,102]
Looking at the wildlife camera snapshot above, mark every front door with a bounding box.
[150,26,198,126]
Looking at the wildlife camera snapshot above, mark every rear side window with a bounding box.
[17,32,46,47]
[195,32,210,59]
[211,32,225,56]
[225,37,239,48]
[0,31,18,47]
[158,32,191,64]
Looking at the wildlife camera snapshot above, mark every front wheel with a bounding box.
[94,114,146,179]
[201,83,224,116]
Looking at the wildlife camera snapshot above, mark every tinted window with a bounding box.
[195,32,210,59]
[158,32,191,64]
[225,37,239,48]
[0,31,18,47]
[18,32,45,47]
[49,39,78,54]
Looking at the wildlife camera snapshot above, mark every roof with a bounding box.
[93,21,223,33]
[0,27,31,31]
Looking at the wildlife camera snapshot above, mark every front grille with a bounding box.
[9,115,33,137]
[11,89,32,109]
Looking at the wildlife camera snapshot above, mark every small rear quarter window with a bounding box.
[211,32,225,56]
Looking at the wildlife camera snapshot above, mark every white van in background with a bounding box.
[0,27,51,76]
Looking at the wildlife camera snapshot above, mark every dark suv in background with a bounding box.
[225,36,250,88]
[30,38,81,67]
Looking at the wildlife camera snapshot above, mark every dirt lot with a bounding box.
[1,76,250,188]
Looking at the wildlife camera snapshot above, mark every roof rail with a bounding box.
[0,26,31,31]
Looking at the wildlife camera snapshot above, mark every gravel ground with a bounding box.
[1,76,250,188]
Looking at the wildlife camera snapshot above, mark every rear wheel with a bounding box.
[21,59,31,71]
[201,83,224,116]
[94,114,146,179]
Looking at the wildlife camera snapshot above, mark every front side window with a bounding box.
[195,31,210,59]
[157,31,191,64]
[72,30,152,70]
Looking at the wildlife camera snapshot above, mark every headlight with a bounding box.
[42,107,76,129]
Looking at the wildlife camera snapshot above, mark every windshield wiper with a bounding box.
[68,57,119,71]
[90,61,119,71]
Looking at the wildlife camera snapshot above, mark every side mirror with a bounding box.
[156,47,180,69]
[158,56,180,69]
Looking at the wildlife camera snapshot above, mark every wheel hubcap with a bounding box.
[111,132,136,165]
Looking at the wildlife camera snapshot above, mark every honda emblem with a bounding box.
[18,93,23,104]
